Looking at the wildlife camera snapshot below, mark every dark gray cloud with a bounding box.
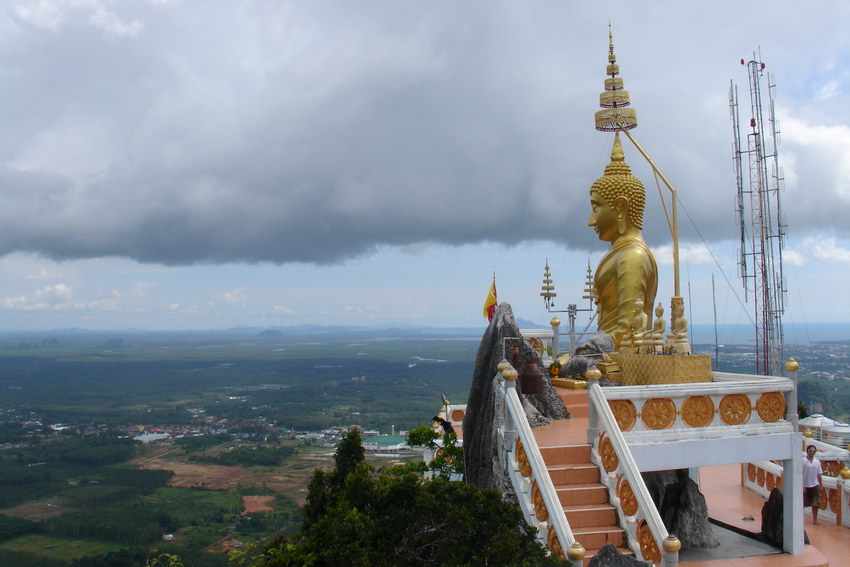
[2,1,850,265]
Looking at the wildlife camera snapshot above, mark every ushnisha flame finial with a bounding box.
[540,259,556,310]
[595,23,637,132]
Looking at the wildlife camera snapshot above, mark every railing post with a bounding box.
[567,541,585,567]
[785,357,800,431]
[586,367,601,445]
[782,431,805,555]
[501,361,518,456]
[663,535,681,567]
[840,466,850,527]
[550,315,561,361]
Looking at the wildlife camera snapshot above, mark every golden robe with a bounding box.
[594,239,658,346]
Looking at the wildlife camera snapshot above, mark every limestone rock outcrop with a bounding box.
[463,303,568,493]
[642,469,719,549]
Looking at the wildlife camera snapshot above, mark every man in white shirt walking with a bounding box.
[802,445,823,525]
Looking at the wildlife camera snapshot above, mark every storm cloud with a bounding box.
[2,1,850,266]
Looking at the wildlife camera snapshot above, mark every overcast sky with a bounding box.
[0,1,849,337]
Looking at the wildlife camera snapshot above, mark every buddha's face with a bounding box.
[589,190,618,242]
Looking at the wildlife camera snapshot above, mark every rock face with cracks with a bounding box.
[463,303,568,495]
[643,469,719,549]
[587,543,653,567]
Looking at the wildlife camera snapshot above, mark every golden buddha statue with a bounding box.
[589,133,657,347]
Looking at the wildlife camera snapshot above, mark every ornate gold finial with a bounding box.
[803,430,813,438]
[586,366,602,382]
[595,24,637,132]
[502,365,518,382]
[582,260,596,304]
[497,359,510,373]
[663,534,682,553]
[785,357,800,372]
[550,315,561,327]
[540,259,556,309]
[841,466,850,480]
[567,541,586,561]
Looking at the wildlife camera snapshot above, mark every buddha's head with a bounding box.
[588,133,646,243]
[633,298,644,314]
[655,302,664,318]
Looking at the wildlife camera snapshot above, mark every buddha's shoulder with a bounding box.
[610,240,656,263]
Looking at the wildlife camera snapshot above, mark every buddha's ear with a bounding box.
[613,196,629,233]
[612,196,629,219]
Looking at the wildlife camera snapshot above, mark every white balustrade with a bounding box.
[589,384,670,566]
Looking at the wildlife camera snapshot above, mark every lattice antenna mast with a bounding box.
[730,53,787,376]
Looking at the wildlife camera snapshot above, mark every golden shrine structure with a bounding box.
[448,27,850,567]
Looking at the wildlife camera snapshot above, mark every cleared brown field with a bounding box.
[135,458,243,490]
[2,497,72,520]
[241,495,275,515]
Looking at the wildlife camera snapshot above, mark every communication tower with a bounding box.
[729,53,787,376]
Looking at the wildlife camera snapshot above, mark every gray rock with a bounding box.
[562,355,592,378]
[576,333,615,356]
[643,470,719,549]
[587,543,652,567]
[463,303,568,493]
[760,487,783,547]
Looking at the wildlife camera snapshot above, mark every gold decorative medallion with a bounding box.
[757,467,765,487]
[532,479,549,522]
[719,394,752,425]
[547,528,565,560]
[599,434,619,473]
[641,398,677,430]
[617,477,638,516]
[829,488,839,513]
[681,395,715,427]
[609,399,637,431]
[747,463,756,482]
[828,461,842,477]
[637,520,660,563]
[766,473,775,491]
[515,438,531,477]
[755,392,786,422]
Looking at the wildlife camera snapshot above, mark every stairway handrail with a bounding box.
[502,376,576,558]
[589,383,670,565]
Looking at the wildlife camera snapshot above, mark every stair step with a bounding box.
[572,525,627,549]
[547,462,599,485]
[559,390,589,417]
[569,404,589,418]
[563,503,618,528]
[555,483,608,506]
[540,444,591,465]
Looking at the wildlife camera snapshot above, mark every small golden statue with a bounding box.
[666,296,691,355]
[589,133,658,348]
[641,302,666,354]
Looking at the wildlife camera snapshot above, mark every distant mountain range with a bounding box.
[0,320,848,346]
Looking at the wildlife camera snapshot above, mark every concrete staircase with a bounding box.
[537,388,633,565]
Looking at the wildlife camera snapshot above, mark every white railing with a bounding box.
[589,383,670,566]
[500,371,577,563]
[744,441,850,526]
[600,376,793,445]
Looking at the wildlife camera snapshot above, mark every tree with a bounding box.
[232,430,565,567]
[406,425,463,479]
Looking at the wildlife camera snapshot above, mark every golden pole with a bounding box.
[616,125,680,298]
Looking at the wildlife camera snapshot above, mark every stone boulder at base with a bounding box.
[587,544,652,567]
[761,487,783,548]
[463,303,568,494]
[643,469,719,549]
